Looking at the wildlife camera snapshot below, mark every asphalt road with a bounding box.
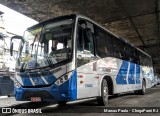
[0,85,160,115]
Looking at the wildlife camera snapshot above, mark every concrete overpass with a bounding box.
[0,0,160,72]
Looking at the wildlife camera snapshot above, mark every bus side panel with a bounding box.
[141,66,154,88]
[100,58,124,94]
[114,59,142,93]
[77,57,123,97]
[76,61,99,99]
[76,57,154,99]
[132,64,142,91]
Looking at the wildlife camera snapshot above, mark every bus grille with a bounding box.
[22,90,54,100]
[20,71,52,78]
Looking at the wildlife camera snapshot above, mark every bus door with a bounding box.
[76,19,99,99]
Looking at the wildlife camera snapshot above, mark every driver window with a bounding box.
[77,19,95,67]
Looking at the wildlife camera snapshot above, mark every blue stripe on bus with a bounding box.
[70,70,77,100]
[116,61,140,85]
[58,70,77,100]
[116,60,128,84]
[136,64,141,84]
[19,71,57,86]
[32,77,46,85]
[21,77,33,86]
[128,63,135,84]
[43,74,56,84]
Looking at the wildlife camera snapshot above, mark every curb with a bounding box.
[0,96,8,99]
[0,94,14,99]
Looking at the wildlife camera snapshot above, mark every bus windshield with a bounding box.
[16,18,74,70]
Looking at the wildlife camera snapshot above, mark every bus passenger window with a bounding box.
[125,45,135,63]
[112,38,125,60]
[94,26,113,58]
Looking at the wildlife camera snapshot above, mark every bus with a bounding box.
[152,71,160,86]
[10,14,154,106]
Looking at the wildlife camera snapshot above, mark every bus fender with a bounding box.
[99,75,114,96]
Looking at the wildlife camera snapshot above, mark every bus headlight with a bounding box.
[55,71,73,86]
[15,73,20,78]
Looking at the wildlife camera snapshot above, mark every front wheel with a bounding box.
[97,79,108,106]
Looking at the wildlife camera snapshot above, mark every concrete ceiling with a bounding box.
[0,0,160,72]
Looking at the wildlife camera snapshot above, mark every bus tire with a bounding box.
[140,80,146,95]
[97,79,108,106]
[134,80,146,95]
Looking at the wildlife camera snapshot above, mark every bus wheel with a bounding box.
[58,101,67,106]
[135,80,146,95]
[97,79,108,106]
[140,80,146,95]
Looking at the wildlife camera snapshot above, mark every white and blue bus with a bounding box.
[10,14,154,106]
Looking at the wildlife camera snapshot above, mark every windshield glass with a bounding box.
[16,19,74,70]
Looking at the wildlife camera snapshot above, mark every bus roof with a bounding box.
[27,14,76,30]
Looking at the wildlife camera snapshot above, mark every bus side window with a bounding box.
[112,38,125,60]
[134,49,140,65]
[125,45,135,62]
[94,26,113,58]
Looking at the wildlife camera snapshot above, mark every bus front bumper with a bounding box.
[14,83,76,102]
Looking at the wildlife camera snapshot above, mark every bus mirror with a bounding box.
[11,36,23,42]
[10,42,13,56]
[10,35,23,56]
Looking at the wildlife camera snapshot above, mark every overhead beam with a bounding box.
[153,63,160,67]
[153,57,160,60]
[103,11,158,23]
[152,57,160,64]
[155,0,160,43]
[137,43,160,48]
[118,0,145,46]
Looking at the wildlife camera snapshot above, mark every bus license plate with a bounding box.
[31,97,41,102]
